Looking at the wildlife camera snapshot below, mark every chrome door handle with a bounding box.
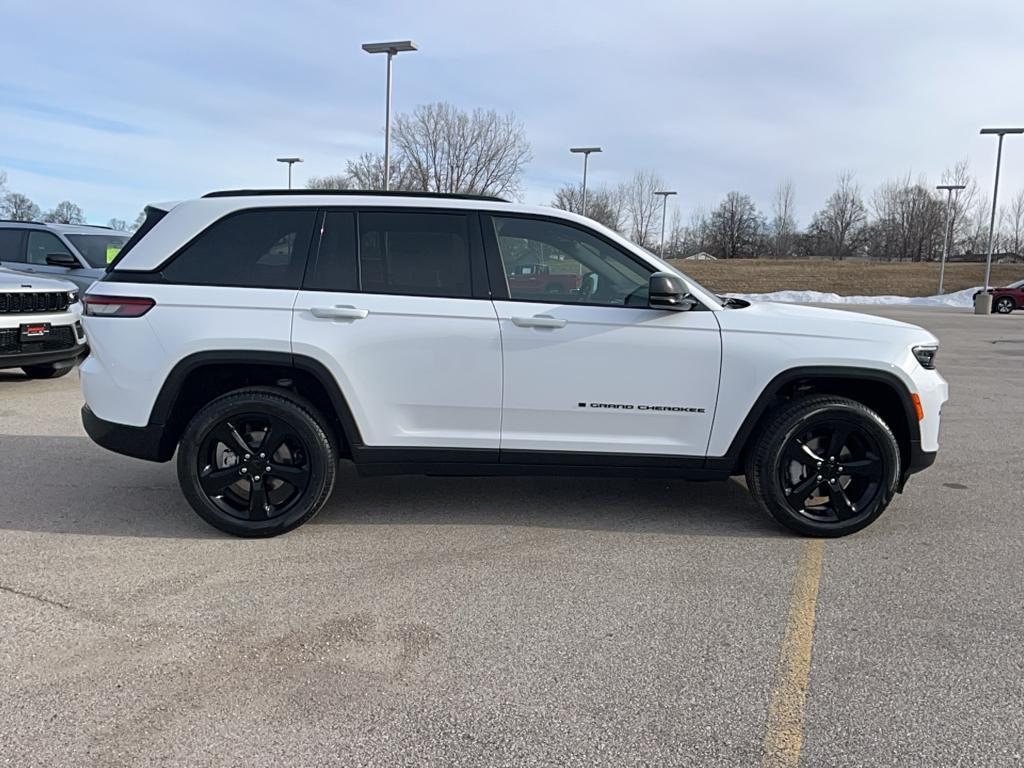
[310,305,369,320]
[511,314,567,329]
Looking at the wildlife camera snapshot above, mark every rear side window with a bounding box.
[358,211,471,298]
[162,209,315,289]
[0,229,25,262]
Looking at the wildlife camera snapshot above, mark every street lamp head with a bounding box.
[936,184,966,191]
[570,147,602,154]
[276,157,303,164]
[654,191,677,197]
[362,40,417,55]
[980,127,1024,135]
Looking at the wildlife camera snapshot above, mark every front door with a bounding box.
[292,209,502,453]
[484,214,722,458]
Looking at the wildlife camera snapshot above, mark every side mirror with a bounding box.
[46,253,80,268]
[649,272,698,311]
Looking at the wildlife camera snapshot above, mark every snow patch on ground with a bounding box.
[727,286,978,308]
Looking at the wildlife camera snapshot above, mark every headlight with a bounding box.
[913,344,938,370]
[68,290,80,304]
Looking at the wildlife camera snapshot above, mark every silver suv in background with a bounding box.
[0,221,130,292]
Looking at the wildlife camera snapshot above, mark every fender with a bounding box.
[704,365,922,475]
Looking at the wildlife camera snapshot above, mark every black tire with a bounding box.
[745,395,900,537]
[176,388,337,537]
[994,296,1015,314]
[21,363,74,379]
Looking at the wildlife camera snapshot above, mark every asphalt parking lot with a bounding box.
[1,305,1022,767]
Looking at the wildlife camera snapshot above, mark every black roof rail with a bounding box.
[0,219,45,226]
[201,189,509,203]
[0,220,114,229]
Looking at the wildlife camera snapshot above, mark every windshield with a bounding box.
[1008,278,1024,289]
[66,233,130,268]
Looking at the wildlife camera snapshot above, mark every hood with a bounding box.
[716,300,937,345]
[0,267,78,293]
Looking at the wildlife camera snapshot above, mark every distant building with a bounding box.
[684,252,717,261]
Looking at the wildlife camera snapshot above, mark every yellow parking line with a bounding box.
[763,539,825,768]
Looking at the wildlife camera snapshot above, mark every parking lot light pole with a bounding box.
[936,184,965,295]
[976,128,1024,313]
[362,40,418,191]
[570,147,602,217]
[654,190,677,258]
[276,157,303,189]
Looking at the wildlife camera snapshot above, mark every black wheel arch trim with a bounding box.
[705,365,924,476]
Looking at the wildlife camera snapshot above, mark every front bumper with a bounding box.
[81,405,175,462]
[0,344,88,370]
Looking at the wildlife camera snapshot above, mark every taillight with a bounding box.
[83,295,155,317]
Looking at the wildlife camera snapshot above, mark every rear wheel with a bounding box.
[745,396,900,537]
[21,363,74,379]
[176,388,336,537]
[994,296,1015,314]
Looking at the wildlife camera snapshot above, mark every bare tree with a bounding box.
[769,180,797,258]
[0,169,7,195]
[1,192,42,221]
[867,174,944,262]
[708,191,765,258]
[1003,189,1024,256]
[809,172,867,260]
[393,102,531,198]
[940,158,979,256]
[43,200,85,224]
[620,170,664,249]
[551,182,624,232]
[306,174,352,191]
[106,218,128,231]
[680,206,711,256]
[132,210,147,232]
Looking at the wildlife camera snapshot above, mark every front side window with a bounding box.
[66,233,130,267]
[162,209,315,289]
[26,231,73,265]
[491,216,650,307]
[358,211,472,298]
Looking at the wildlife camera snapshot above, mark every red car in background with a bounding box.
[506,263,582,295]
[976,278,1024,313]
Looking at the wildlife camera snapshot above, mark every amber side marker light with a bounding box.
[911,393,924,421]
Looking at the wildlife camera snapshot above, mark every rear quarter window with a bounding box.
[161,208,316,289]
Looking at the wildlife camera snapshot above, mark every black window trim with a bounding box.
[480,211,666,310]
[301,206,491,301]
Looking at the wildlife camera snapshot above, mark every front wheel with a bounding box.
[176,388,337,537]
[994,296,1015,314]
[745,396,900,537]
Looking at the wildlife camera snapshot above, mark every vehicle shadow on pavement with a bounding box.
[0,437,779,539]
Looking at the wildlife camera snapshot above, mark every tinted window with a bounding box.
[0,229,25,262]
[304,211,358,292]
[67,233,130,268]
[26,231,73,265]
[163,209,315,289]
[359,212,471,298]
[491,216,649,307]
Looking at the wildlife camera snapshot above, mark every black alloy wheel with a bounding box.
[778,419,884,525]
[746,395,900,537]
[177,389,336,537]
[197,413,311,522]
[994,296,1015,314]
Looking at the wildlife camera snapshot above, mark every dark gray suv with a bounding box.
[0,221,130,292]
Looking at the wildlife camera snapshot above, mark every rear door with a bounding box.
[292,208,502,453]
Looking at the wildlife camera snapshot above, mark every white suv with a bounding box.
[80,191,947,538]
[1,267,86,378]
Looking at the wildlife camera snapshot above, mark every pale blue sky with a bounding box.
[1,0,1022,225]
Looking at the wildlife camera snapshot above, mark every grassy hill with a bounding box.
[668,259,1023,297]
